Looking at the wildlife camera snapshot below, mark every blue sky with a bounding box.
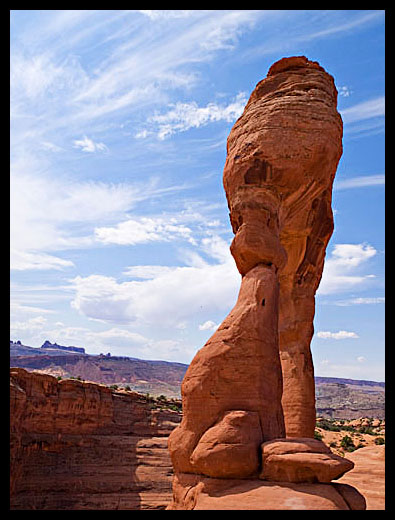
[10,10,385,381]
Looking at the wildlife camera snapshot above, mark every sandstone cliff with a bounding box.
[10,367,181,510]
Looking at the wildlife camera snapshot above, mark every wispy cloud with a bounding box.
[334,174,385,190]
[10,157,190,270]
[137,93,247,139]
[298,10,384,42]
[340,96,385,124]
[240,10,384,61]
[11,250,74,272]
[73,136,108,153]
[137,10,198,21]
[325,296,385,306]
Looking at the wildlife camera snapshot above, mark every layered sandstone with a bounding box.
[223,55,343,438]
[167,57,358,510]
[10,367,181,510]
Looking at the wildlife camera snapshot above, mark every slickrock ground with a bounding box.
[338,446,385,510]
[10,367,181,510]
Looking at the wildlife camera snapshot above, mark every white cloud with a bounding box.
[10,302,56,316]
[331,296,385,307]
[10,315,48,334]
[199,320,218,332]
[122,265,175,279]
[318,243,377,295]
[11,249,74,271]
[340,96,385,124]
[134,129,151,139]
[70,235,240,329]
[143,93,247,139]
[70,261,239,328]
[138,10,197,20]
[85,328,149,348]
[10,158,189,270]
[338,85,352,97]
[18,319,192,361]
[94,217,194,245]
[73,136,108,153]
[330,243,377,267]
[316,330,359,340]
[357,356,366,363]
[334,174,384,190]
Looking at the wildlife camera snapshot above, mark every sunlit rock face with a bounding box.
[223,55,343,438]
[168,57,358,510]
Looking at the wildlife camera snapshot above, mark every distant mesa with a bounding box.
[40,340,86,354]
[10,339,85,355]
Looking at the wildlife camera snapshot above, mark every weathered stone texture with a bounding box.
[168,263,285,476]
[10,367,181,510]
[223,55,343,438]
[167,56,360,510]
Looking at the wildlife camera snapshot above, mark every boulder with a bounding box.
[190,410,263,478]
[259,437,353,483]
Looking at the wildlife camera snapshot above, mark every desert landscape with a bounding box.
[10,366,384,510]
[10,10,385,512]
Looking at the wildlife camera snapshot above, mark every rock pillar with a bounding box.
[167,57,360,510]
[223,56,343,437]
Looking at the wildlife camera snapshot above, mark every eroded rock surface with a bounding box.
[260,438,354,483]
[167,56,359,510]
[223,55,343,438]
[338,445,385,510]
[10,367,181,510]
[168,473,366,510]
[168,263,285,476]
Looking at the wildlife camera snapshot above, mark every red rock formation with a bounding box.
[223,55,343,438]
[168,263,285,477]
[10,367,181,510]
[168,474,366,510]
[260,438,353,483]
[338,445,385,510]
[167,57,360,510]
